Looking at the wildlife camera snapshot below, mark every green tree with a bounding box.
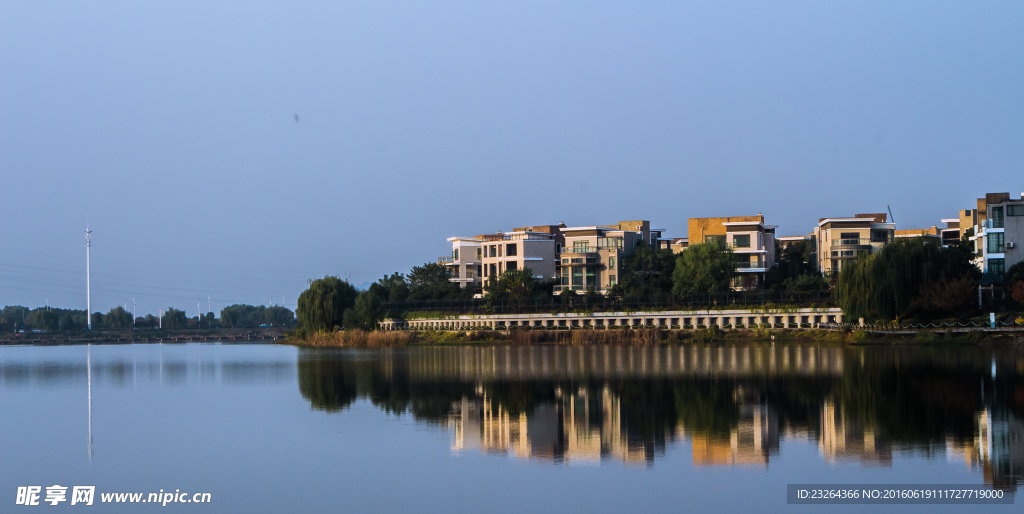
[485,268,548,311]
[407,263,464,300]
[90,312,105,329]
[1003,260,1024,289]
[162,307,187,329]
[835,238,977,321]
[103,306,133,330]
[0,306,29,332]
[617,242,677,297]
[343,291,386,331]
[297,276,358,332]
[672,242,737,295]
[368,272,410,302]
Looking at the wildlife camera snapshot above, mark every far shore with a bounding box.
[0,326,290,346]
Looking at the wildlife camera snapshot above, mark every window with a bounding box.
[732,234,750,248]
[991,206,1004,228]
[490,246,498,257]
[597,237,623,249]
[870,229,892,243]
[498,244,503,257]
[609,256,616,269]
[477,265,482,276]
[571,258,583,264]
[562,258,569,264]
[586,267,595,284]
[704,235,725,247]
[608,275,616,286]
[555,243,562,253]
[573,241,590,252]
[1007,205,1024,216]
[988,232,1005,253]
[989,258,1005,279]
[488,264,496,277]
[572,267,583,285]
[505,243,517,256]
[506,261,517,271]
[453,249,459,260]
[560,274,568,285]
[476,248,482,260]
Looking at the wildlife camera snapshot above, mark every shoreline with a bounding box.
[282,327,1024,348]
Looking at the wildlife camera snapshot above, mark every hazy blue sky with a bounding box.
[2,1,1022,316]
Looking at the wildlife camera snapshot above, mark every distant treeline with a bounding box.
[0,303,295,332]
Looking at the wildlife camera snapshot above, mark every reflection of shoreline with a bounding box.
[297,345,1023,489]
[410,345,847,382]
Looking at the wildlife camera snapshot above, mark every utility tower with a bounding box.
[85,226,92,330]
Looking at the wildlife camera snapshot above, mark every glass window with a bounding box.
[704,235,726,247]
[608,275,616,286]
[453,249,459,260]
[597,237,623,249]
[571,258,583,264]
[573,241,590,252]
[609,256,616,269]
[988,232,1005,253]
[572,267,583,285]
[991,206,1004,228]
[1007,205,1024,216]
[505,243,517,256]
[989,258,1005,279]
[732,234,750,248]
[506,261,517,271]
[476,248,482,260]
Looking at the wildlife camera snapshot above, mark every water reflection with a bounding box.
[298,344,1023,489]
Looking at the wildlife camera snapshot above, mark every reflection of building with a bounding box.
[685,400,779,467]
[947,408,1024,492]
[447,386,654,464]
[818,399,891,465]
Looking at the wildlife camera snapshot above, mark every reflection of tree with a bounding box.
[298,351,358,413]
[294,345,1023,488]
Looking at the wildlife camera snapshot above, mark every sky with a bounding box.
[2,1,1023,317]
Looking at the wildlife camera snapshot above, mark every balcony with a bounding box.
[983,219,1004,229]
[437,256,455,265]
[831,238,873,247]
[735,262,766,271]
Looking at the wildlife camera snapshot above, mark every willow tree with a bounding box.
[835,238,975,321]
[297,276,358,332]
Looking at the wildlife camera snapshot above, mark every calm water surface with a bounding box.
[0,342,1021,512]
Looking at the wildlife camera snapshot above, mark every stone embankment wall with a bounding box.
[382,307,843,331]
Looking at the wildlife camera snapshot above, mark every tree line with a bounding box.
[295,236,1024,333]
[0,303,295,332]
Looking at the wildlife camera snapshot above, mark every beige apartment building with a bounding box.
[439,236,484,290]
[680,215,777,290]
[555,220,664,294]
[963,192,1024,282]
[814,213,895,276]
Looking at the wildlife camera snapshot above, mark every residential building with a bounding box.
[556,221,664,294]
[894,226,941,245]
[967,192,1024,283]
[813,213,895,276]
[478,231,559,286]
[681,215,777,289]
[940,219,961,247]
[439,236,484,290]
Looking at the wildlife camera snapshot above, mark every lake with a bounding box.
[1,342,1021,512]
